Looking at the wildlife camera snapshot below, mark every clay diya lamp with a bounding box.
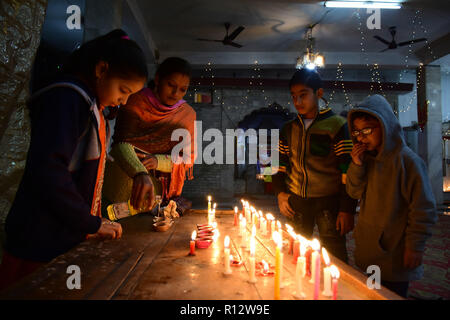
[195,238,213,249]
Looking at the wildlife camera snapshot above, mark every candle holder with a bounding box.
[256,261,275,276]
[195,238,213,249]
[230,257,243,267]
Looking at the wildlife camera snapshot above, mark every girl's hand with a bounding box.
[131,173,155,211]
[350,143,367,166]
[136,152,158,170]
[90,219,123,240]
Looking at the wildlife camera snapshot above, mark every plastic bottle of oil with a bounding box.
[107,195,161,221]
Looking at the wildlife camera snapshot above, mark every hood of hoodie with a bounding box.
[348,94,405,160]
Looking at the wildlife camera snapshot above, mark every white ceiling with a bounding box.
[124,0,450,69]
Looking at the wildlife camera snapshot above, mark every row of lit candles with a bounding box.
[197,196,340,300]
[237,199,340,299]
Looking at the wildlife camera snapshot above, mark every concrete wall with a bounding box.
[0,0,47,224]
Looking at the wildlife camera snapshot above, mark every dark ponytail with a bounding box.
[64,29,148,84]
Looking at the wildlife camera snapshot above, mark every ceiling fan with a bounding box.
[196,22,245,48]
[374,26,427,52]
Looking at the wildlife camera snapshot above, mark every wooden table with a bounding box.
[0,210,403,300]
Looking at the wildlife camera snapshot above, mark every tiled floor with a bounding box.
[204,195,449,300]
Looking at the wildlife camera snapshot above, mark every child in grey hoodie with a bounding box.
[346,94,437,298]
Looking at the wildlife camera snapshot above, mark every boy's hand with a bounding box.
[277,192,295,219]
[351,143,367,166]
[403,248,423,269]
[336,212,354,235]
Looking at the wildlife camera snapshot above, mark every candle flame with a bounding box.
[258,210,263,217]
[191,231,197,241]
[208,195,211,201]
[272,231,282,248]
[224,235,230,248]
[285,223,293,231]
[234,206,238,213]
[241,199,244,204]
[250,237,255,256]
[322,247,330,266]
[213,203,217,209]
[239,213,243,220]
[311,238,320,251]
[250,206,255,212]
[330,265,340,279]
[266,213,274,221]
[212,221,217,229]
[262,259,269,273]
[213,229,220,241]
[252,225,256,237]
[242,217,247,227]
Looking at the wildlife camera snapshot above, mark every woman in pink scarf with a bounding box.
[102,57,196,214]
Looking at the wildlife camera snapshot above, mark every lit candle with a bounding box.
[310,239,320,284]
[277,220,282,233]
[224,236,232,275]
[212,203,217,223]
[292,235,300,263]
[241,218,247,248]
[207,195,212,213]
[279,230,284,289]
[322,247,332,297]
[234,206,238,226]
[273,231,282,300]
[310,239,321,300]
[299,239,307,277]
[250,206,255,223]
[262,259,269,275]
[261,217,267,236]
[239,213,243,237]
[293,252,305,299]
[189,231,196,256]
[252,209,257,226]
[305,243,313,278]
[287,228,296,255]
[293,238,306,299]
[257,211,263,229]
[248,235,256,283]
[330,265,340,300]
[266,213,274,237]
[271,220,276,239]
[212,223,219,242]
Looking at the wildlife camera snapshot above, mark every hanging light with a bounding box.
[296,27,325,70]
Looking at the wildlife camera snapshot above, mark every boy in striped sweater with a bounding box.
[273,69,357,262]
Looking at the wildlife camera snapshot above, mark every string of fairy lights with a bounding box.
[395,9,421,115]
[186,8,443,122]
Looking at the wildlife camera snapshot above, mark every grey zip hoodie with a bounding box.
[346,94,437,282]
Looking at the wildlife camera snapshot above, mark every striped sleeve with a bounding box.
[277,134,290,174]
[272,125,290,195]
